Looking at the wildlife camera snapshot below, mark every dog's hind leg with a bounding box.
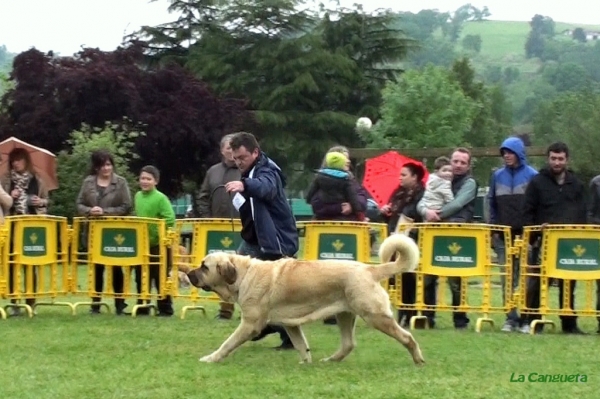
[363,313,425,366]
[284,326,312,364]
[320,312,357,363]
[199,318,267,363]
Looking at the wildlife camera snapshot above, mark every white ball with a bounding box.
[356,117,372,130]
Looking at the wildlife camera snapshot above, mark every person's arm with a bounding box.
[487,173,498,224]
[587,178,600,224]
[522,178,539,227]
[196,172,212,217]
[439,178,477,219]
[0,184,12,211]
[345,180,362,215]
[104,179,132,216]
[577,180,588,224]
[243,169,278,200]
[353,181,368,212]
[159,194,176,229]
[76,180,92,216]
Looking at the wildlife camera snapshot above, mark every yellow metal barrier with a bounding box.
[1,215,72,317]
[519,225,600,334]
[299,221,381,262]
[71,216,169,317]
[172,218,242,319]
[401,223,513,332]
[0,227,7,320]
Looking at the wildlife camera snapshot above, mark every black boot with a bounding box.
[90,297,101,314]
[115,298,129,315]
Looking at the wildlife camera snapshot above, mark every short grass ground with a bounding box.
[2,272,599,399]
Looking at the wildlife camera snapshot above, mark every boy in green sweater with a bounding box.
[133,165,176,316]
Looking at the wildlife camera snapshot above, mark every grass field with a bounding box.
[458,20,600,74]
[2,277,600,398]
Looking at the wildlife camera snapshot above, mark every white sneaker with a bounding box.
[519,324,531,334]
[501,321,514,332]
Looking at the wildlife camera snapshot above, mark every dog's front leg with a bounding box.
[199,320,265,363]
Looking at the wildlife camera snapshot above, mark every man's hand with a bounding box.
[225,181,244,194]
[341,202,352,215]
[425,209,441,222]
[89,206,104,216]
[11,188,21,199]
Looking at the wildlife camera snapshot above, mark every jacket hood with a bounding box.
[257,152,287,188]
[318,168,350,179]
[500,137,528,166]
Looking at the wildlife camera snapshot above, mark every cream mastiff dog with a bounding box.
[183,233,424,365]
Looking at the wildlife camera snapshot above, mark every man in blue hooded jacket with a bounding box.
[225,131,299,350]
[487,136,538,332]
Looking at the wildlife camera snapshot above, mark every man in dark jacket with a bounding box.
[195,133,241,320]
[225,132,299,350]
[587,174,600,334]
[522,142,587,334]
[488,136,538,332]
[417,147,478,329]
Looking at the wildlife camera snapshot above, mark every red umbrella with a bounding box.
[362,151,429,208]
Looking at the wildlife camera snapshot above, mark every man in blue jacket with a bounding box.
[487,136,538,332]
[225,131,299,350]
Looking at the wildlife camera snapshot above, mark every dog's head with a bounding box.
[186,252,239,300]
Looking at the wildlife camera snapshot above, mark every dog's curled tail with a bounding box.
[369,234,420,280]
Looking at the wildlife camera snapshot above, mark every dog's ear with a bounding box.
[217,261,237,285]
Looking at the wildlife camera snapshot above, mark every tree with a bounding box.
[462,34,482,53]
[167,1,412,190]
[360,65,476,151]
[450,58,513,182]
[533,90,600,183]
[542,62,591,93]
[573,28,587,43]
[50,123,141,219]
[525,14,555,59]
[406,37,458,68]
[0,45,249,196]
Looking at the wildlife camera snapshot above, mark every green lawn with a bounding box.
[2,272,600,398]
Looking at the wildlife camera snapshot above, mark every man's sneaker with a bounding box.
[519,324,531,334]
[501,321,514,332]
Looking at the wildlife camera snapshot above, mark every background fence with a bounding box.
[1,215,598,332]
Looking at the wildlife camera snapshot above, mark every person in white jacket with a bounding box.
[418,156,454,212]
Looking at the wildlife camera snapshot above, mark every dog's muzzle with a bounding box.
[186,271,212,292]
[187,271,199,287]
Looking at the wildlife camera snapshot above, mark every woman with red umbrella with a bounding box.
[1,148,50,316]
[379,162,427,327]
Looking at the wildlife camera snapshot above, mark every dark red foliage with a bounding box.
[0,44,250,196]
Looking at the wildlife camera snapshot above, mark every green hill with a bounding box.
[460,20,600,73]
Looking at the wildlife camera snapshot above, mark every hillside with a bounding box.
[460,20,600,74]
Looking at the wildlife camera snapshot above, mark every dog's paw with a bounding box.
[199,355,218,363]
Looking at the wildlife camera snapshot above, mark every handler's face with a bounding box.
[233,146,259,173]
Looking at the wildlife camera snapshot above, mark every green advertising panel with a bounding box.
[555,238,600,271]
[431,236,477,268]
[318,233,357,260]
[100,228,138,258]
[22,227,47,257]
[206,231,241,254]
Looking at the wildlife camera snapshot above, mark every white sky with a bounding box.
[1,0,599,56]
